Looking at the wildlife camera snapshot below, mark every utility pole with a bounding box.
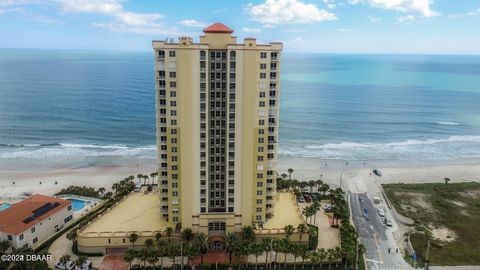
[424,239,431,270]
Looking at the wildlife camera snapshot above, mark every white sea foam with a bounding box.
[436,121,461,125]
[279,135,480,160]
[0,143,157,160]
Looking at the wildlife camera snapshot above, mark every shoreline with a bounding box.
[1,157,479,202]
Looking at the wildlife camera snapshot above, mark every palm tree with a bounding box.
[302,206,313,224]
[145,239,154,250]
[138,248,150,268]
[156,239,168,270]
[194,232,209,265]
[143,175,149,185]
[66,230,77,249]
[240,226,255,243]
[444,177,450,184]
[185,245,199,267]
[312,201,321,225]
[225,233,237,265]
[308,180,316,193]
[309,250,320,270]
[317,248,327,269]
[281,239,291,267]
[319,183,329,196]
[59,254,71,268]
[98,187,106,196]
[326,249,335,270]
[124,248,137,269]
[272,239,282,265]
[288,168,294,180]
[0,240,11,253]
[181,228,195,245]
[75,256,88,269]
[165,227,174,242]
[169,244,180,270]
[299,246,308,269]
[252,243,264,270]
[284,225,295,240]
[151,172,157,185]
[292,244,302,270]
[147,249,158,268]
[334,246,341,268]
[297,224,307,241]
[137,173,143,183]
[129,232,139,248]
[308,226,318,250]
[261,237,273,268]
[155,232,162,242]
[281,173,288,180]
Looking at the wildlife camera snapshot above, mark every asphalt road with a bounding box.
[350,193,410,270]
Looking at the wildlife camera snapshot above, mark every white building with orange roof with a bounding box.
[0,194,73,249]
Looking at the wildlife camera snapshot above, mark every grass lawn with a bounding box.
[383,182,480,266]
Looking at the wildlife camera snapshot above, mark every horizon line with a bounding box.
[1,47,479,56]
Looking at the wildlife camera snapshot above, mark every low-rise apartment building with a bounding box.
[0,194,73,249]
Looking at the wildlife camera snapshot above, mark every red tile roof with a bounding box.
[0,194,71,235]
[203,23,234,34]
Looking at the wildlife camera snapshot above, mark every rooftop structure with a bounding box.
[203,23,234,34]
[0,194,73,248]
[0,194,70,235]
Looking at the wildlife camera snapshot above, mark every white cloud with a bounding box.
[337,28,353,32]
[56,0,180,35]
[467,8,480,16]
[246,0,336,24]
[367,15,382,22]
[242,27,261,33]
[397,14,415,23]
[59,0,122,14]
[323,0,336,9]
[179,19,207,27]
[449,8,480,19]
[349,0,439,17]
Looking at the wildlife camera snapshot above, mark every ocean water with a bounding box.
[0,49,479,170]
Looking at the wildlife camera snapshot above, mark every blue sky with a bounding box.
[0,0,479,54]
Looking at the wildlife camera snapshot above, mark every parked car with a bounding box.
[297,196,305,203]
[377,209,385,217]
[75,260,92,270]
[304,195,312,203]
[55,260,75,270]
[384,218,393,227]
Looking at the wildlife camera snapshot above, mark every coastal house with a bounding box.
[0,194,73,249]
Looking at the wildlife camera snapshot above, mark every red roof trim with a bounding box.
[203,23,234,34]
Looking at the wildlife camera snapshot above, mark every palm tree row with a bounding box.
[123,225,363,270]
[124,228,207,269]
[111,176,136,198]
[277,177,330,198]
[136,172,159,186]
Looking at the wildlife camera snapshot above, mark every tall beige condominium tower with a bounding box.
[153,23,282,241]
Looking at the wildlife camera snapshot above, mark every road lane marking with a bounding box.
[365,258,384,264]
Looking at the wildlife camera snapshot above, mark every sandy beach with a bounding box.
[0,163,157,202]
[1,157,479,202]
